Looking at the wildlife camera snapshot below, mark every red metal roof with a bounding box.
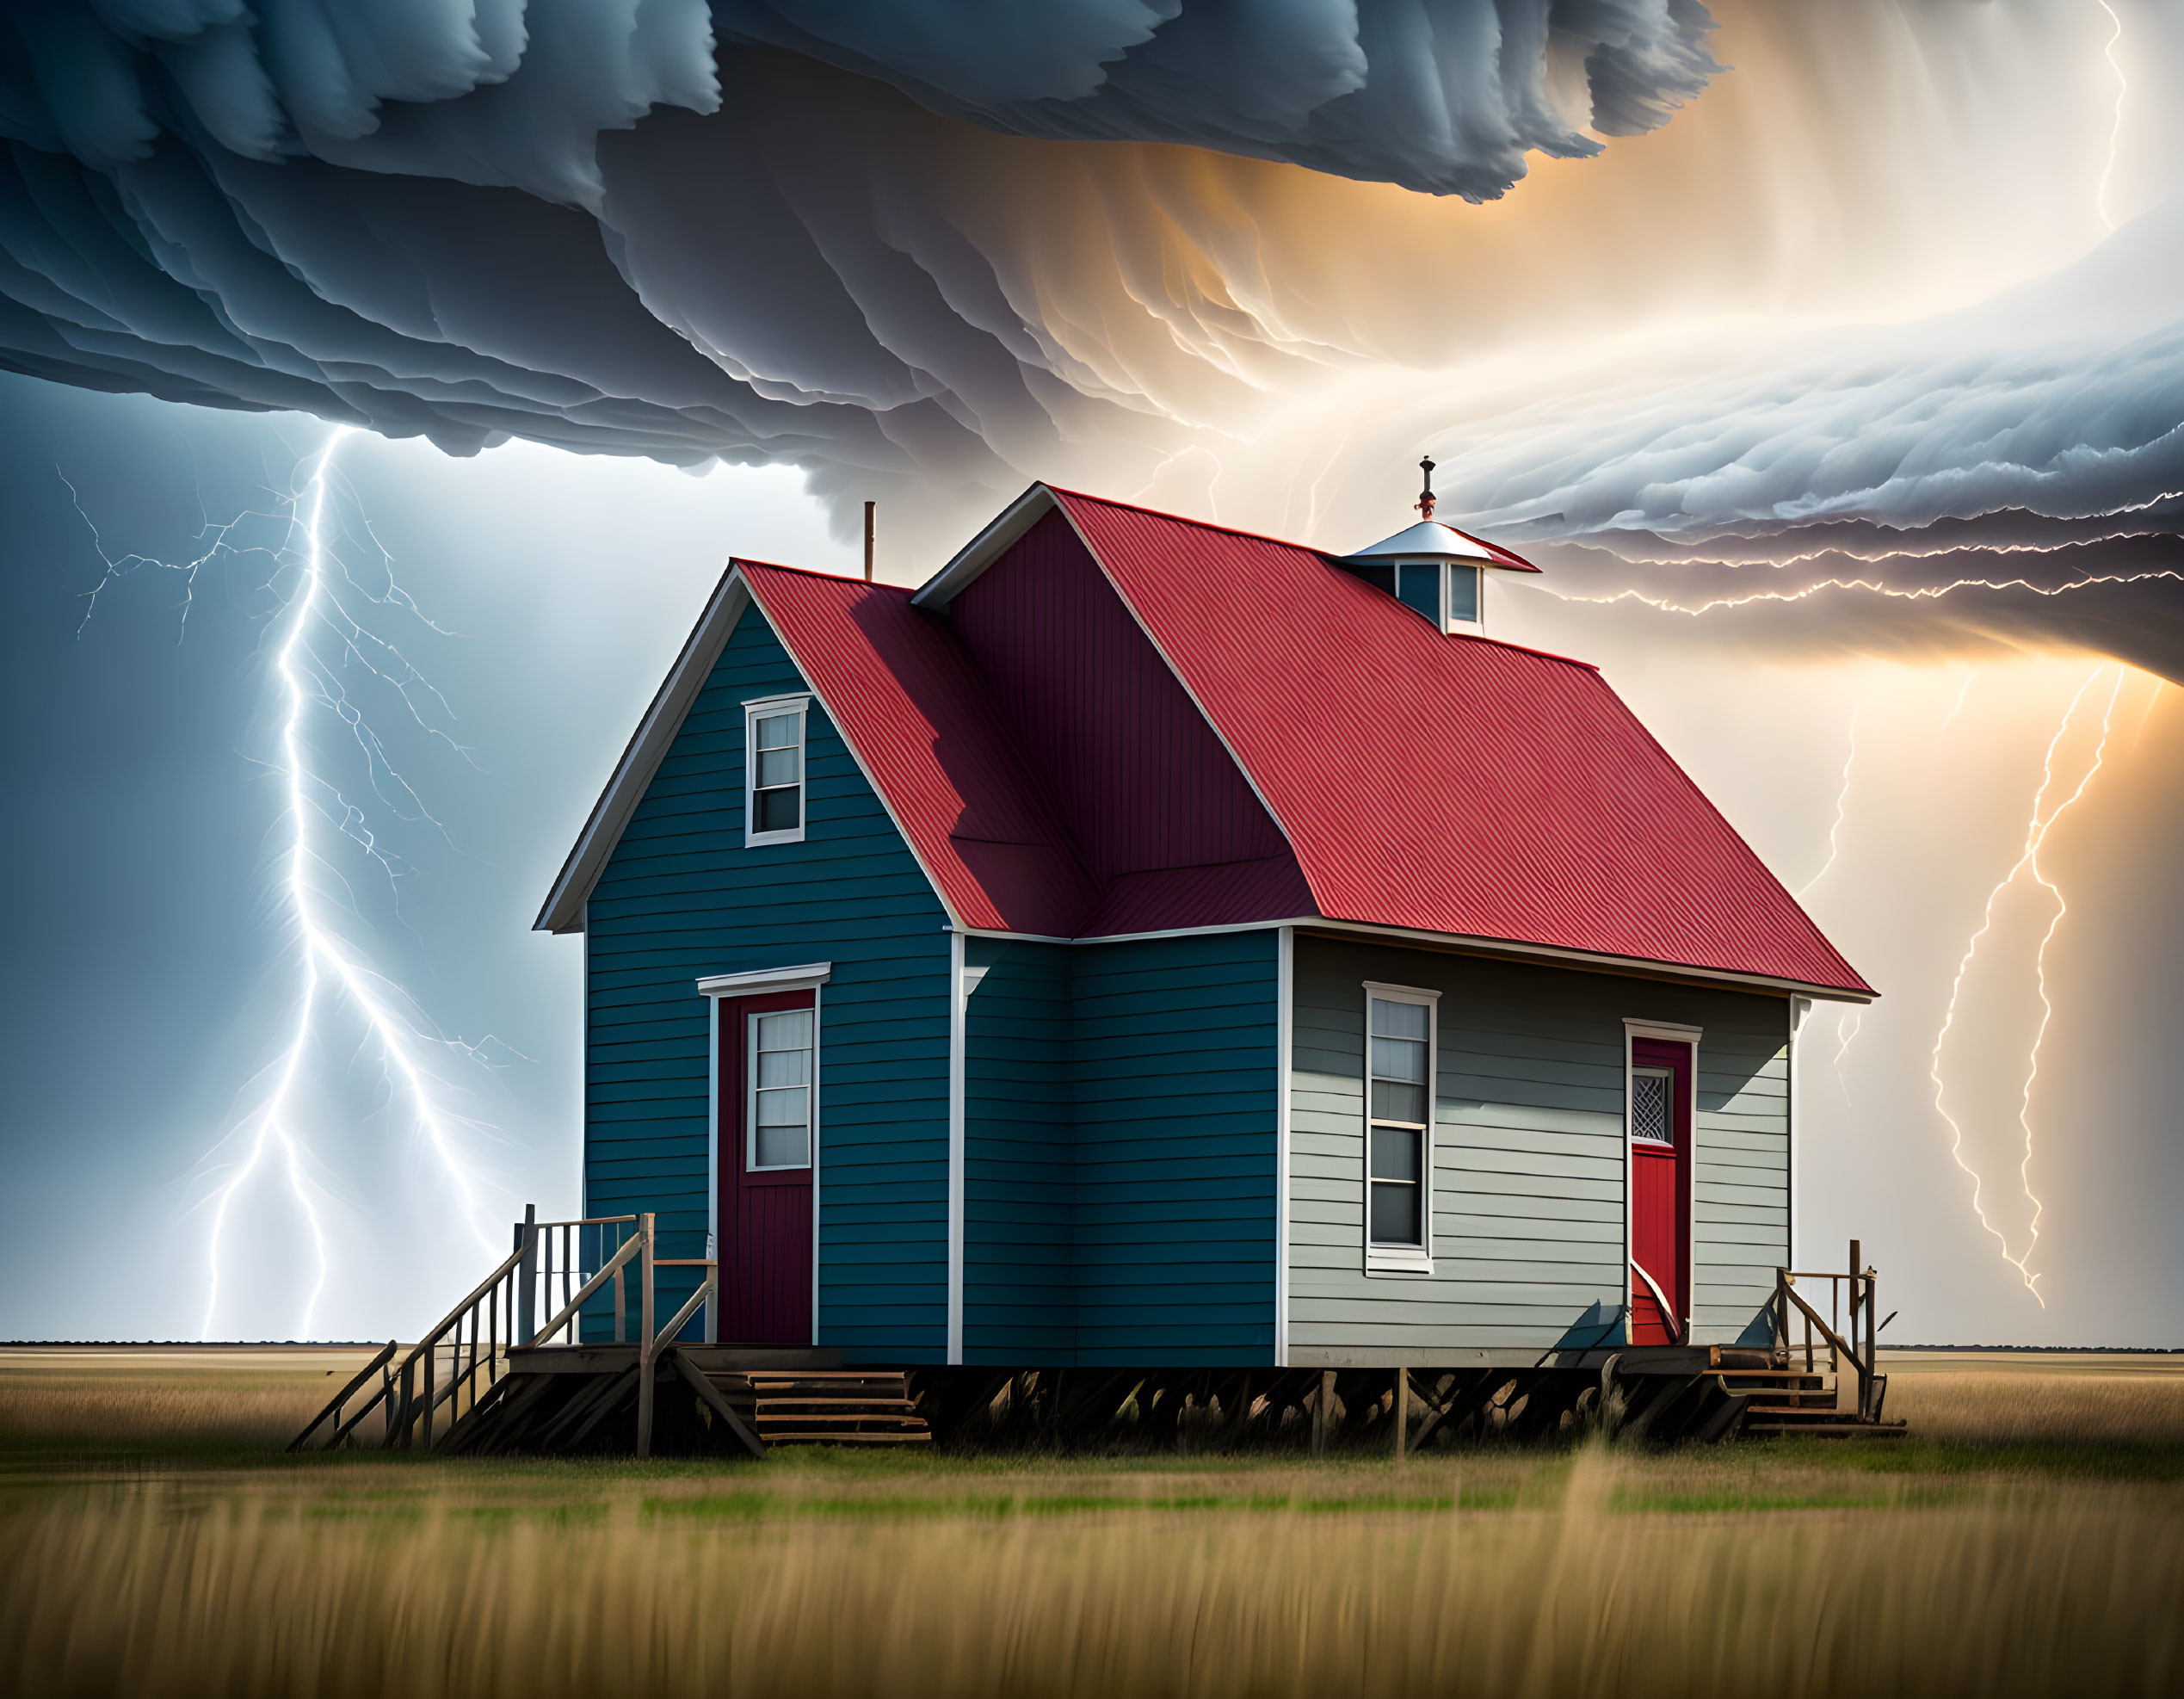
[1047,489,1872,996]
[738,561,1094,936]
[743,558,1319,942]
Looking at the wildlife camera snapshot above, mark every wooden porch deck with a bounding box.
[287,1216,1903,1457]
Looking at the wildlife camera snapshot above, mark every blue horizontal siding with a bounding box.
[585,596,949,1362]
[1070,930,1278,1366]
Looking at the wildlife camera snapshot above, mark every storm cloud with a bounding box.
[0,0,2179,667]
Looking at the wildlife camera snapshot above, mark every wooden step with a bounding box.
[702,1368,932,1449]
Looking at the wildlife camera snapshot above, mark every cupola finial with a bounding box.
[1415,455,1436,522]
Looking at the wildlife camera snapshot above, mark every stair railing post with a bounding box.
[1848,1239,1863,1420]
[1863,1263,1879,1423]
[637,1212,657,1459]
[516,1204,537,1345]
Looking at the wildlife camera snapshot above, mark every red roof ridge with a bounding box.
[1040,484,1335,559]
[1041,488,1597,674]
[731,556,915,592]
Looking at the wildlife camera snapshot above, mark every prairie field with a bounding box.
[2,1349,2180,1698]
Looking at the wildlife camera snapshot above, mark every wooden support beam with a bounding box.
[565,1368,642,1449]
[668,1349,767,1460]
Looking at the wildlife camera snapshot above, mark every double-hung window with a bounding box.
[1366,986,1437,1270]
[743,697,807,847]
[749,1006,813,1171]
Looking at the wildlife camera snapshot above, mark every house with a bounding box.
[534,480,1873,1375]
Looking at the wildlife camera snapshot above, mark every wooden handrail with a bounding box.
[287,1341,397,1452]
[288,1208,721,1455]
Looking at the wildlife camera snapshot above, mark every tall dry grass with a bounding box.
[3,1450,2177,1699]
[0,1351,369,1451]
[1885,1370,2184,1449]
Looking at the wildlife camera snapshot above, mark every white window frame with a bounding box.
[746,1004,817,1174]
[1363,979,1440,1276]
[743,694,810,848]
[1630,1066,1675,1146]
[1445,563,1484,636]
[1392,561,1485,637]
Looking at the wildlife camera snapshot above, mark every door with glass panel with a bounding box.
[1627,1037,1691,1344]
[717,991,816,1343]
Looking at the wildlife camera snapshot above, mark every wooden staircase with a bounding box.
[702,1368,931,1446]
[1734,1242,1907,1440]
[287,1210,935,1458]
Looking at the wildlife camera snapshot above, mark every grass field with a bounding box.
[3,1349,2180,1697]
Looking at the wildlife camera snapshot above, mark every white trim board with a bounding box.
[956,917,1875,1003]
[1274,926,1293,1368]
[697,963,833,998]
[946,932,967,1365]
[536,572,750,934]
[535,566,969,938]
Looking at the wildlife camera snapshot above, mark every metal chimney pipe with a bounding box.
[863,500,875,580]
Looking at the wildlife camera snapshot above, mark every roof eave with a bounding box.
[1298,917,1878,1003]
[534,567,752,935]
[910,484,1057,609]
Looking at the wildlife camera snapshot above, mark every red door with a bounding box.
[717,990,816,1344]
[1628,1037,1691,1345]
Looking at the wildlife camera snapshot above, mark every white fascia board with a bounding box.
[696,962,833,998]
[956,915,1876,1001]
[1299,918,1879,1004]
[535,570,752,935]
[910,485,1056,609]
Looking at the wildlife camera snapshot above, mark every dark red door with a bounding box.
[717,990,816,1344]
[1628,1037,1692,1345]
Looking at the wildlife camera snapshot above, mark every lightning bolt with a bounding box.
[1830,1008,1862,1105]
[1539,567,2184,619]
[1798,702,1860,898]
[1927,665,2123,1307]
[2096,1,2127,231]
[102,428,509,1340]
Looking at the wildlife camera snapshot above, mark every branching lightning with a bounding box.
[1927,665,2124,1307]
[1539,567,2184,619]
[69,428,506,1339]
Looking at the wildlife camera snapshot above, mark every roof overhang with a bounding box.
[1344,518,1540,572]
[534,566,751,935]
[1295,917,1876,1004]
[911,484,1060,609]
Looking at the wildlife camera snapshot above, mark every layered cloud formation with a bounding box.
[0,0,2180,670]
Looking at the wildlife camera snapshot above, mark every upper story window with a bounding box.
[1391,562,1484,635]
[1447,564,1481,630]
[1366,985,1439,1268]
[743,696,807,848]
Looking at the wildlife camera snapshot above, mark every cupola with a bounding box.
[1341,457,1539,635]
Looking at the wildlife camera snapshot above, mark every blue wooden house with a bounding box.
[534,481,1872,1381]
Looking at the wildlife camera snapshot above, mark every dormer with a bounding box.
[1340,458,1540,636]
